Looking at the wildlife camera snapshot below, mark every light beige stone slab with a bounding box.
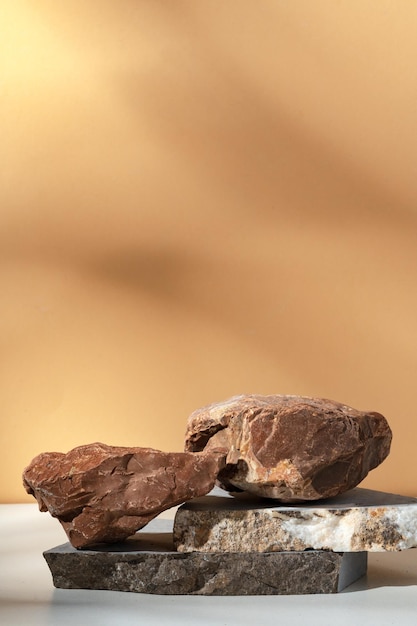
[173,488,417,553]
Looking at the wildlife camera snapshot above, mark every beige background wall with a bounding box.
[1,1,416,502]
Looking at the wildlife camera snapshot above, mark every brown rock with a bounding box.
[184,394,392,502]
[23,442,225,548]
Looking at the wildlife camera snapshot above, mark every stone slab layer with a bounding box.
[43,523,367,595]
[173,488,417,553]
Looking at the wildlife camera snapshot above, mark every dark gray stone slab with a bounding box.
[187,487,417,510]
[43,521,367,595]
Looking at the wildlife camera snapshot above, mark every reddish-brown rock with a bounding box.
[184,394,392,502]
[23,443,226,548]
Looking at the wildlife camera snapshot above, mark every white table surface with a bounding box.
[1,503,416,626]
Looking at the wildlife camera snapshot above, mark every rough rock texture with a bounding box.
[173,487,417,553]
[184,395,392,502]
[43,523,368,594]
[23,442,225,548]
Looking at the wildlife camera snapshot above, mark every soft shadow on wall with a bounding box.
[1,0,417,501]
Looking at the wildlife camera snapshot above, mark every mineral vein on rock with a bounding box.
[184,394,392,501]
[23,443,226,548]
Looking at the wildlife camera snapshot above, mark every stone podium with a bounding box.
[43,487,417,595]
